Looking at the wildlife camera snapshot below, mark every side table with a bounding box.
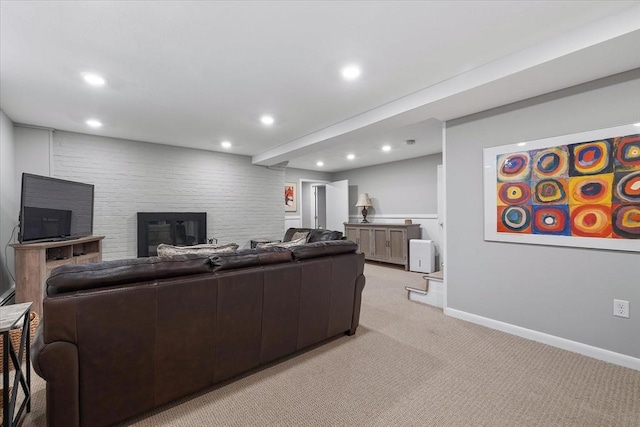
[1,302,32,427]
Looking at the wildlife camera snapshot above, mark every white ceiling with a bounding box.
[1,1,639,172]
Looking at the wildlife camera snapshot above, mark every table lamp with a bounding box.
[355,193,373,223]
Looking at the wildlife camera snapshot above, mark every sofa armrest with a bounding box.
[31,323,46,378]
[348,273,366,336]
[32,323,80,427]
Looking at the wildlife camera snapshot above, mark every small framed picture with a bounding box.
[285,182,297,212]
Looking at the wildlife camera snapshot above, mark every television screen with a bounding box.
[19,173,94,243]
[22,207,72,241]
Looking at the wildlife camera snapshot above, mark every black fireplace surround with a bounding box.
[137,212,207,257]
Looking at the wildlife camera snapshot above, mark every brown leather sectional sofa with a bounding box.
[32,240,365,427]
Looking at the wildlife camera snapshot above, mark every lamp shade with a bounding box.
[355,193,372,207]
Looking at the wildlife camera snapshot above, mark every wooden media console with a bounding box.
[11,235,104,315]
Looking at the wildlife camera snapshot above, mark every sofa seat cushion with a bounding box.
[47,255,212,296]
[157,242,238,256]
[290,240,358,260]
[209,247,292,271]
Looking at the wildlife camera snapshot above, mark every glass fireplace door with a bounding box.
[137,212,207,257]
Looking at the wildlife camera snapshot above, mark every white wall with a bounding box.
[51,131,285,260]
[14,125,51,179]
[0,121,53,300]
[445,69,640,360]
[0,110,17,298]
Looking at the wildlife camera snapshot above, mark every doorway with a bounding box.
[311,184,326,229]
[300,179,349,231]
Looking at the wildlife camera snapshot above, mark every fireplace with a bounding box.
[137,212,207,257]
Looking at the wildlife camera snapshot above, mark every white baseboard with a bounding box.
[445,308,640,371]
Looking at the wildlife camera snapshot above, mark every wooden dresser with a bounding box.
[344,223,420,270]
[11,235,104,315]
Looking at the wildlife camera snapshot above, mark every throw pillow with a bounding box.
[290,231,310,243]
[261,236,307,248]
[156,243,239,257]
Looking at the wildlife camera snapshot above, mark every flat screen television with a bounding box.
[19,173,95,243]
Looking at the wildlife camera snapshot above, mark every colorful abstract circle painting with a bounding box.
[497,205,531,233]
[570,205,612,238]
[532,146,568,179]
[497,152,531,181]
[488,124,640,251]
[497,182,531,205]
[612,204,640,239]
[533,179,567,204]
[568,139,612,176]
[568,174,612,205]
[613,134,640,171]
[532,205,570,235]
[613,171,640,203]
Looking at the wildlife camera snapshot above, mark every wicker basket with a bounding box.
[0,311,39,371]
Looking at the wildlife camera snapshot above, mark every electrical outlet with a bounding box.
[613,299,630,318]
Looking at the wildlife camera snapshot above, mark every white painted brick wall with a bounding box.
[52,131,284,260]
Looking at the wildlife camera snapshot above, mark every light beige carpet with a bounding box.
[14,263,640,426]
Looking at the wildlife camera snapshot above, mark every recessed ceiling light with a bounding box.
[82,73,106,87]
[382,145,391,152]
[316,161,324,167]
[347,154,355,160]
[86,119,102,128]
[260,115,275,125]
[517,142,527,147]
[221,141,232,149]
[341,65,361,81]
[634,122,640,127]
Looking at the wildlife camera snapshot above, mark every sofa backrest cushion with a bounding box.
[258,236,306,249]
[209,246,292,271]
[283,228,343,243]
[309,229,343,242]
[289,240,357,260]
[290,230,310,242]
[47,255,212,296]
[157,242,238,256]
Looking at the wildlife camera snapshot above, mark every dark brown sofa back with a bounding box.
[46,242,358,296]
[46,254,212,295]
[209,246,292,271]
[289,240,358,260]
